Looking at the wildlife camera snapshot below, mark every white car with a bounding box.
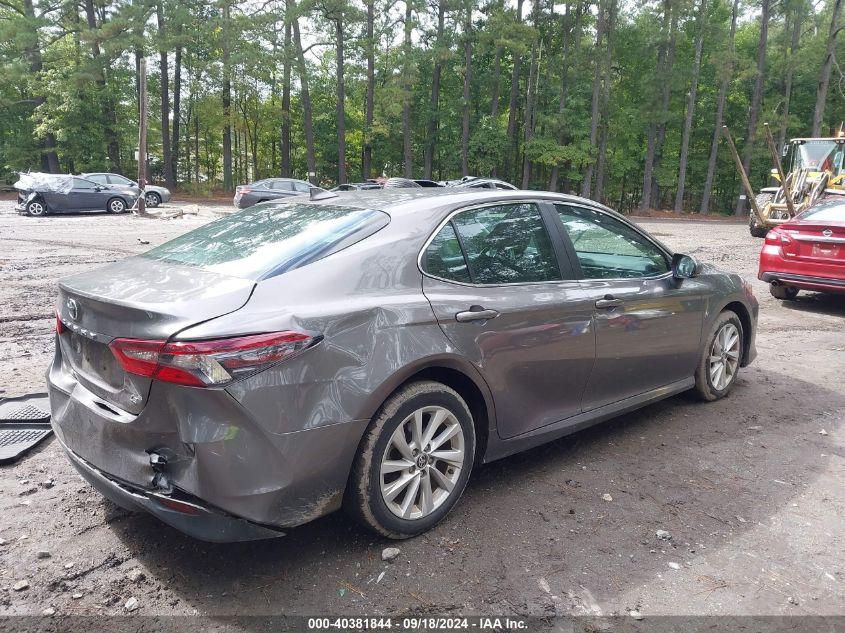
[81,173,171,208]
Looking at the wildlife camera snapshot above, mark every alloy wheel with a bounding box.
[28,202,45,216]
[110,199,125,213]
[709,322,740,391]
[380,406,465,520]
[145,192,160,207]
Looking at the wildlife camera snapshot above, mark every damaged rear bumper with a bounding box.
[57,433,284,542]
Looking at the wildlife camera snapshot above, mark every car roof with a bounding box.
[290,188,616,220]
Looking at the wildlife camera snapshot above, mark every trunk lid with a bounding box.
[784,221,845,266]
[57,257,255,414]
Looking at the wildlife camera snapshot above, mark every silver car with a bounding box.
[81,173,171,208]
[48,189,758,542]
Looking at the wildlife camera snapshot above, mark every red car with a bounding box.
[758,199,845,299]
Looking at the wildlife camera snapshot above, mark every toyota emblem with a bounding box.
[822,229,833,237]
[66,298,79,321]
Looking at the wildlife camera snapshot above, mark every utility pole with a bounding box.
[136,57,148,215]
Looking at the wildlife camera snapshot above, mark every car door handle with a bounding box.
[595,296,623,309]
[455,308,500,322]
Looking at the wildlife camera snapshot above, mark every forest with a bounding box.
[1,0,844,214]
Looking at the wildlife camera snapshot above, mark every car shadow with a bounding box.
[778,292,845,318]
[105,367,843,616]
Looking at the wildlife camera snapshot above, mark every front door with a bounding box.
[552,203,706,410]
[68,178,104,211]
[421,201,596,439]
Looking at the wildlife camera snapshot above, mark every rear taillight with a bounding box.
[56,312,65,335]
[765,228,797,254]
[236,186,251,194]
[109,331,317,387]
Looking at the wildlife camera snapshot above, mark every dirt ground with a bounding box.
[0,200,843,622]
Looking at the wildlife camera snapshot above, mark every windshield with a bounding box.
[143,202,390,280]
[793,140,845,173]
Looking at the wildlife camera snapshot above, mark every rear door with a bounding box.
[552,203,705,410]
[421,200,596,439]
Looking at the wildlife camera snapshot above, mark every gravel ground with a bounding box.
[0,200,843,620]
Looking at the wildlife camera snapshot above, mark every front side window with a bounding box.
[144,203,390,280]
[293,181,311,193]
[424,223,471,283]
[450,203,561,284]
[86,174,108,184]
[555,204,668,279]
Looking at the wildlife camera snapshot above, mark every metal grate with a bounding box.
[0,428,51,447]
[1,404,50,422]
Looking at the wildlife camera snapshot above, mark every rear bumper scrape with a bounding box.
[57,433,285,543]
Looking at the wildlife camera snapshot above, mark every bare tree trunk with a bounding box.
[402,0,414,178]
[812,0,843,136]
[489,0,505,121]
[83,0,120,170]
[582,0,608,198]
[700,0,738,214]
[521,0,542,188]
[157,3,174,188]
[640,0,673,212]
[221,0,233,189]
[172,38,182,183]
[362,0,375,179]
[21,0,60,172]
[424,0,446,179]
[194,114,199,183]
[673,0,706,213]
[335,13,347,184]
[281,19,292,177]
[291,0,316,183]
[778,6,803,149]
[734,0,770,215]
[504,0,525,181]
[550,0,582,192]
[461,6,473,177]
[650,1,678,209]
[594,0,617,202]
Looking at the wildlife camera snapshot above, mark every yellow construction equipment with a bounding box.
[723,124,845,237]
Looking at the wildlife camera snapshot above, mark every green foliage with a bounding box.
[1,0,844,215]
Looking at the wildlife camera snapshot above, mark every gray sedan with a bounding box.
[234,177,316,208]
[48,189,758,542]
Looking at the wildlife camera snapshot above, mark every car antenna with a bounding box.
[310,187,339,201]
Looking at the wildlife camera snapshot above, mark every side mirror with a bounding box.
[672,253,700,279]
[95,185,104,191]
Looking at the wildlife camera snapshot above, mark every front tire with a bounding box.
[26,198,47,217]
[770,284,799,300]
[749,193,773,237]
[345,381,476,539]
[693,310,744,401]
[107,197,127,214]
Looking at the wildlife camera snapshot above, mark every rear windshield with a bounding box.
[143,202,390,280]
[797,200,845,222]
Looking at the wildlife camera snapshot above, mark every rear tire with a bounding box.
[693,310,744,402]
[749,193,773,237]
[107,197,126,214]
[770,284,799,300]
[26,198,47,217]
[345,381,476,539]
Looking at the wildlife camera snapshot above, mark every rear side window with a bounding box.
[144,203,389,280]
[292,181,311,193]
[425,223,471,283]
